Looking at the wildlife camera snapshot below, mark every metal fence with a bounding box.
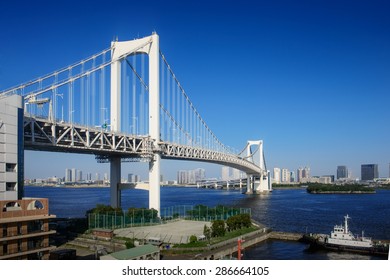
[88,205,251,230]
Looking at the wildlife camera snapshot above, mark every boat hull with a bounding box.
[302,234,389,258]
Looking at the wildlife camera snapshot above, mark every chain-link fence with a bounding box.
[88,205,251,230]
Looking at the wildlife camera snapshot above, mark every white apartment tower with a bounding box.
[273,168,281,184]
[0,95,24,200]
[222,166,230,181]
[281,168,290,183]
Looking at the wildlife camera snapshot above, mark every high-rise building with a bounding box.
[273,168,281,183]
[128,173,134,183]
[221,166,230,181]
[303,167,310,179]
[194,168,206,182]
[297,168,303,183]
[177,170,188,184]
[0,95,24,200]
[281,168,290,183]
[232,168,241,180]
[77,170,82,182]
[337,166,349,179]
[71,168,77,182]
[290,171,295,182]
[361,164,378,181]
[65,168,72,182]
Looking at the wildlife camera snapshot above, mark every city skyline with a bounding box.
[1,1,389,180]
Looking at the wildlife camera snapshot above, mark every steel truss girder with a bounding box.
[158,142,262,174]
[24,116,154,158]
[24,116,264,175]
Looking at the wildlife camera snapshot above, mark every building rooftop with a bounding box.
[100,244,159,260]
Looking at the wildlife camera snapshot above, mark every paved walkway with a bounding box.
[114,220,211,244]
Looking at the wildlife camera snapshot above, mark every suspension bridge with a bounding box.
[0,33,272,215]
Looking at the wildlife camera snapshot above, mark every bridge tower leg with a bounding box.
[110,156,121,208]
[148,33,161,216]
[246,175,253,194]
[109,41,122,208]
[108,33,160,214]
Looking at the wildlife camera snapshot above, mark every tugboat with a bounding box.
[303,214,389,258]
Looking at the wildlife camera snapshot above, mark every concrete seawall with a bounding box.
[183,231,304,260]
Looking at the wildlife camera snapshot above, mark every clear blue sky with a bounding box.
[1,0,389,180]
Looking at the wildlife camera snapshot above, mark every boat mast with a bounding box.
[344,214,350,234]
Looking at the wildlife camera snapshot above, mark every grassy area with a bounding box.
[173,225,259,249]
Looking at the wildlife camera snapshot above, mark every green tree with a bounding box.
[211,220,226,237]
[86,204,123,216]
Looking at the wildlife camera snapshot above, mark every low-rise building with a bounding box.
[100,244,160,260]
[0,197,56,260]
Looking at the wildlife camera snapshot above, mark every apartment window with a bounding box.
[27,220,43,233]
[18,239,22,252]
[6,163,16,172]
[2,224,6,237]
[6,183,16,191]
[2,242,7,254]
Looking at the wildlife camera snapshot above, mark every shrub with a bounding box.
[211,220,226,237]
[189,235,198,243]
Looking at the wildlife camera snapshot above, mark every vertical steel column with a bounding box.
[109,45,122,208]
[148,33,161,216]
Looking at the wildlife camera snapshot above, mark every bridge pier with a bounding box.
[149,154,161,215]
[246,175,253,194]
[110,157,121,208]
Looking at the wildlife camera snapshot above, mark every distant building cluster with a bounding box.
[272,163,388,184]
[64,168,109,184]
[177,168,205,185]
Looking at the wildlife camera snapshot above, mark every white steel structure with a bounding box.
[0,33,272,215]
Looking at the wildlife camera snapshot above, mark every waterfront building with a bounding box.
[0,95,24,200]
[281,168,290,183]
[303,167,310,179]
[361,164,378,181]
[290,171,295,183]
[177,170,188,185]
[71,168,77,183]
[297,168,303,183]
[232,168,241,180]
[0,198,56,260]
[128,173,134,183]
[195,168,206,182]
[65,169,72,182]
[77,170,82,182]
[273,168,281,184]
[337,166,349,180]
[221,166,230,181]
[323,175,335,183]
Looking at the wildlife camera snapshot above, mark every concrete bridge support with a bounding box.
[110,157,121,208]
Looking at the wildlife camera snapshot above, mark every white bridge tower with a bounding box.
[245,140,272,194]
